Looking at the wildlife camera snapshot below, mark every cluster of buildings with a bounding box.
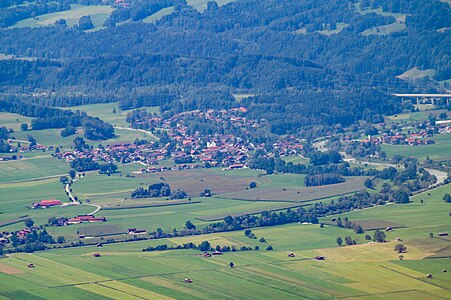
[67,215,107,225]
[55,108,306,172]
[358,122,451,146]
[361,132,436,146]
[32,199,62,209]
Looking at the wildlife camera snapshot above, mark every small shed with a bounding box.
[203,252,212,258]
[184,278,192,283]
[315,256,326,260]
[288,252,295,257]
[27,263,35,268]
[212,251,222,255]
[438,232,448,237]
[426,274,433,279]
[93,253,101,257]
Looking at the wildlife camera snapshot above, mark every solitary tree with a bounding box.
[57,236,65,244]
[229,262,234,268]
[373,230,386,242]
[185,220,196,230]
[68,169,76,179]
[443,193,451,203]
[336,237,343,246]
[20,123,28,131]
[24,219,34,228]
[199,241,211,252]
[394,243,407,253]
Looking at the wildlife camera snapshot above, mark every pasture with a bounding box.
[0,112,32,132]
[186,0,236,12]
[143,6,175,23]
[11,4,114,30]
[355,4,407,36]
[63,103,159,128]
[397,67,436,81]
[381,134,451,162]
[0,156,68,183]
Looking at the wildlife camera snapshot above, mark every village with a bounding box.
[52,108,306,173]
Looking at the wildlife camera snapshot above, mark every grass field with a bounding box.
[186,0,235,12]
[317,22,349,36]
[63,103,159,128]
[381,134,451,162]
[221,177,367,202]
[355,4,407,36]
[0,112,32,132]
[11,4,114,30]
[0,156,69,183]
[397,67,436,80]
[143,6,175,23]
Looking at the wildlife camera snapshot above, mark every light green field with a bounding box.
[143,6,175,23]
[356,4,407,36]
[381,134,451,162]
[385,108,448,121]
[317,22,349,36]
[281,155,309,165]
[0,156,69,183]
[64,103,159,127]
[12,127,153,150]
[186,0,236,12]
[0,177,92,232]
[0,112,32,132]
[397,67,436,80]
[11,4,114,29]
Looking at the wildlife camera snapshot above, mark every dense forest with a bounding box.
[0,0,449,133]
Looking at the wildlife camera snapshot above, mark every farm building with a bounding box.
[32,199,62,209]
[67,215,107,224]
[438,232,449,236]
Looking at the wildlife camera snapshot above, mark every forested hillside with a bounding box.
[0,0,449,134]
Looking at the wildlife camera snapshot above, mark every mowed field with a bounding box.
[11,4,114,30]
[0,156,69,183]
[0,112,32,132]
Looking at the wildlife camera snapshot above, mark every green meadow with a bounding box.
[11,4,114,30]
[381,134,451,162]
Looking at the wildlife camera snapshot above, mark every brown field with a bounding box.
[0,262,23,274]
[220,177,367,202]
[101,199,201,210]
[427,246,451,258]
[137,169,254,196]
[0,216,28,228]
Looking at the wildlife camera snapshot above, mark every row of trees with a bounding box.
[304,173,345,186]
[131,182,187,199]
